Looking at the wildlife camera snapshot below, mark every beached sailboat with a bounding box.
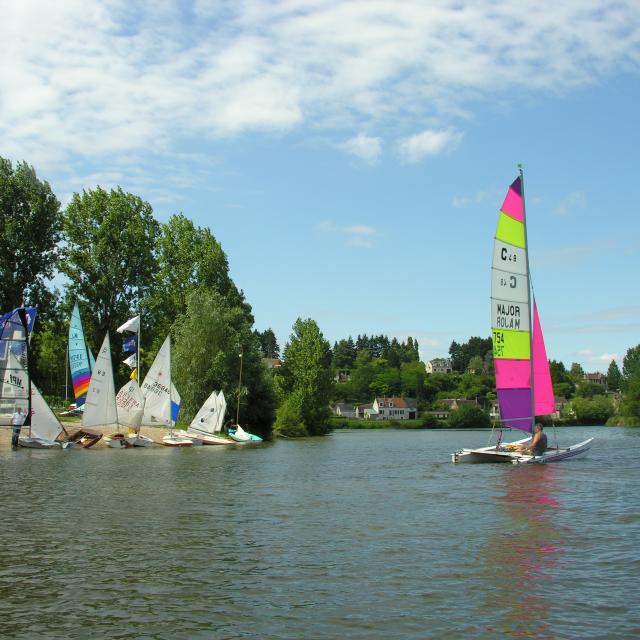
[82,333,118,441]
[141,335,198,446]
[185,390,234,445]
[65,302,94,415]
[111,379,154,448]
[452,170,593,464]
[228,350,262,442]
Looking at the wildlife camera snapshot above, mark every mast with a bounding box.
[518,164,535,432]
[236,349,243,425]
[18,308,32,438]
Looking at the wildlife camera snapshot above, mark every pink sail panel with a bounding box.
[495,358,530,389]
[532,301,555,416]
[500,177,524,222]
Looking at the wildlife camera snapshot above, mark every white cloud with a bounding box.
[339,134,382,163]
[555,191,587,216]
[1,1,639,186]
[317,220,377,248]
[574,349,618,365]
[397,128,463,163]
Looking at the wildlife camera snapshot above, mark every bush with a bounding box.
[274,393,308,437]
[447,404,491,428]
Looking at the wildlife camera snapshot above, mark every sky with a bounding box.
[2,0,640,372]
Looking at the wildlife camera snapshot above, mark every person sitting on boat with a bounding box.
[517,423,547,456]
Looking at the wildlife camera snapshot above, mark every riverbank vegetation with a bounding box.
[2,155,640,435]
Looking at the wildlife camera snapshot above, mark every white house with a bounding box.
[426,358,453,374]
[369,397,417,420]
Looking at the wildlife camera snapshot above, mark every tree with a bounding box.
[575,382,606,399]
[332,337,356,369]
[622,345,640,386]
[172,289,275,437]
[278,318,333,436]
[0,158,62,311]
[149,213,251,341]
[449,337,493,372]
[447,404,491,428]
[61,187,159,346]
[467,355,483,374]
[569,362,585,380]
[607,360,622,391]
[550,360,575,398]
[256,328,280,359]
[571,396,614,425]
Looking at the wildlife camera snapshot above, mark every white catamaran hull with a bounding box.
[452,437,594,464]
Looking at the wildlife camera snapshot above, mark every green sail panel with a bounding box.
[492,328,531,360]
[495,212,525,249]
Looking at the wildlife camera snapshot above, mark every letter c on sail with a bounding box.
[510,276,516,288]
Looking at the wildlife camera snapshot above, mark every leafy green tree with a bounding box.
[274,391,307,437]
[622,345,640,386]
[150,213,250,341]
[571,396,614,424]
[607,359,622,391]
[369,360,401,397]
[620,373,640,419]
[61,187,159,345]
[569,362,585,380]
[279,318,333,436]
[0,158,62,311]
[333,337,356,369]
[400,361,426,400]
[172,289,275,436]
[575,382,606,398]
[550,360,575,398]
[255,328,280,359]
[467,355,483,373]
[447,404,491,428]
[449,337,492,372]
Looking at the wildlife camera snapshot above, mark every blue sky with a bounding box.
[2,1,639,371]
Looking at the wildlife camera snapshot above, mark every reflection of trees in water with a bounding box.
[483,464,569,639]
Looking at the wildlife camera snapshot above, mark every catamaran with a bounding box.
[452,169,593,464]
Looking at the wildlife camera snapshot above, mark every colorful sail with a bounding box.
[533,301,555,416]
[68,303,92,408]
[492,176,533,432]
[492,176,555,431]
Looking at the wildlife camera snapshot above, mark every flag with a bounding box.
[123,335,137,353]
[116,316,140,333]
[130,368,138,381]
[123,353,136,368]
[1,307,37,336]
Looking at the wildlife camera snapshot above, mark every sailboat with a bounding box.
[81,333,118,443]
[65,302,94,415]
[110,379,154,448]
[141,335,198,446]
[452,170,593,464]
[185,390,234,445]
[227,350,262,442]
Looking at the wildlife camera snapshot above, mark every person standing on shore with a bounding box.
[11,406,26,449]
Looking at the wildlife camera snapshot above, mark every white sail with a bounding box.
[83,333,118,428]
[189,389,220,436]
[116,379,145,428]
[141,336,172,426]
[1,350,29,418]
[31,383,64,442]
[215,391,227,433]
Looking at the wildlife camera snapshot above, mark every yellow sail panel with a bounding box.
[495,212,525,249]
[492,328,530,360]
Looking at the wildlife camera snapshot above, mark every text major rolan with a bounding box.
[495,302,522,330]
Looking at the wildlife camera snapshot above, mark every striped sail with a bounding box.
[492,176,555,432]
[68,303,92,407]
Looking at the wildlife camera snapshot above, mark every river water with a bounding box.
[1,426,638,639]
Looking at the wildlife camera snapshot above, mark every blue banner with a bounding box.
[122,335,137,353]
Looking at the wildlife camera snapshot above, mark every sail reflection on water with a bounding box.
[482,464,569,639]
